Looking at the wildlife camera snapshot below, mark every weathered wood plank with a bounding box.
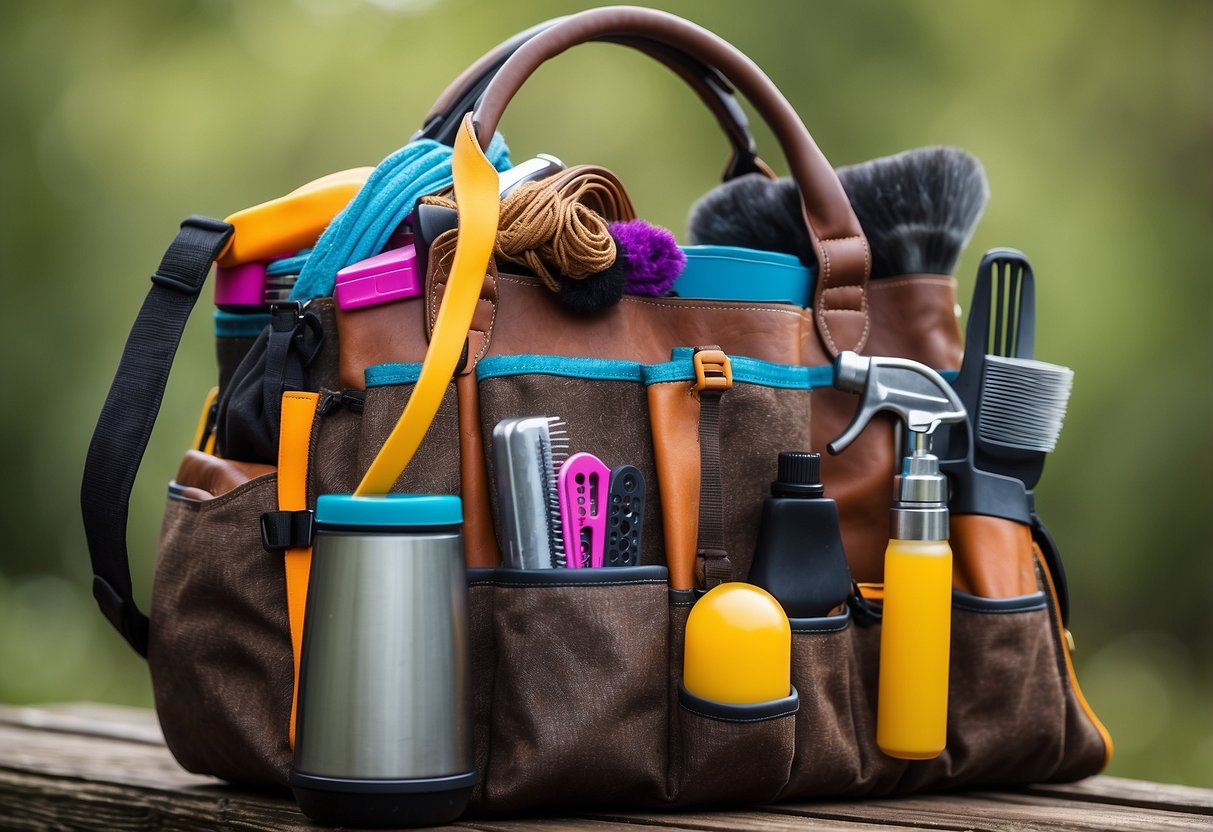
[0,703,164,745]
[0,721,220,793]
[0,763,672,832]
[1025,776,1213,815]
[570,809,938,831]
[771,791,1212,832]
[3,702,1213,831]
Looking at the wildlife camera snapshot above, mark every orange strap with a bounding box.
[191,386,219,453]
[1034,544,1114,768]
[278,390,319,748]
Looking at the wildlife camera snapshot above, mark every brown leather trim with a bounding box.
[456,372,501,567]
[951,514,1040,598]
[174,450,275,500]
[426,229,500,372]
[469,7,870,355]
[489,273,807,365]
[647,380,701,591]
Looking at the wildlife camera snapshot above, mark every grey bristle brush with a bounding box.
[687,146,990,278]
[491,416,569,568]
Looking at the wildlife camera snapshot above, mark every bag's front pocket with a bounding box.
[668,598,798,805]
[361,363,461,495]
[782,609,868,797]
[477,356,664,567]
[934,590,1068,788]
[674,688,798,805]
[466,577,497,807]
[779,588,1073,799]
[480,566,670,811]
[643,352,820,588]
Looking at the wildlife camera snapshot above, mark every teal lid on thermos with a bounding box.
[315,494,463,528]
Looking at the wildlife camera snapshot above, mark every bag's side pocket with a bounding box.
[149,471,291,786]
[481,567,670,812]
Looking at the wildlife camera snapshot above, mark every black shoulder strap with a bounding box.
[81,216,234,657]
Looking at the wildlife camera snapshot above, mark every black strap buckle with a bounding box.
[261,510,316,552]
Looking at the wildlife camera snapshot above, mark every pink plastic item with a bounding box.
[334,239,423,310]
[558,452,611,568]
[214,261,267,308]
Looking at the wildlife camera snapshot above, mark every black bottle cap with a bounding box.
[773,452,826,497]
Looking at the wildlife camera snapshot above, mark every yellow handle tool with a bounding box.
[355,115,499,495]
[219,167,374,267]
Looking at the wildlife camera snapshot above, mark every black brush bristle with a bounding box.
[836,146,989,277]
[688,146,989,279]
[687,174,815,266]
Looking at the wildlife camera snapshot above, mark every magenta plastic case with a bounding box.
[335,242,423,310]
[214,261,267,308]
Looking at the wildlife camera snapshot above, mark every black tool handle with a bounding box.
[606,465,646,567]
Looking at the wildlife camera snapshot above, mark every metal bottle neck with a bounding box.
[890,435,949,541]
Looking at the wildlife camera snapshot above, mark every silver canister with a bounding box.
[290,494,475,828]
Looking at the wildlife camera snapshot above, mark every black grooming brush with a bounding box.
[688,146,990,278]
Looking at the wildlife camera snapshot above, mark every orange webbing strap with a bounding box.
[355,114,500,495]
[191,386,219,452]
[278,390,320,747]
[1034,544,1114,768]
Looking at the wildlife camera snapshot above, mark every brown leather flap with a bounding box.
[174,450,275,500]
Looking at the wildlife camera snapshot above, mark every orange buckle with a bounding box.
[692,347,733,394]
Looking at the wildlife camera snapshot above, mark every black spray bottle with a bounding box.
[747,452,852,618]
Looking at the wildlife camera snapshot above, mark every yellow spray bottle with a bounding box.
[827,351,967,760]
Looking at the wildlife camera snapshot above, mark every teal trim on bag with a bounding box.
[476,354,644,383]
[365,362,424,387]
[476,351,831,390]
[408,350,955,392]
[644,351,830,390]
[213,310,270,338]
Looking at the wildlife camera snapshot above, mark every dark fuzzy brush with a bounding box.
[557,257,627,313]
[688,146,990,278]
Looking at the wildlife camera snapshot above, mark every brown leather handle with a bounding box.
[471,6,872,355]
[423,17,772,180]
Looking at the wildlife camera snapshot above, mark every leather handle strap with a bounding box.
[421,17,770,180]
[81,216,234,656]
[471,6,872,355]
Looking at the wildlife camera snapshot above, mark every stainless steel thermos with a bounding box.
[289,494,475,827]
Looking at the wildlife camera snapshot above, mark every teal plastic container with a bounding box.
[674,245,815,307]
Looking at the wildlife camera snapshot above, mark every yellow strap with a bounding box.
[190,386,219,452]
[356,115,500,495]
[278,390,320,748]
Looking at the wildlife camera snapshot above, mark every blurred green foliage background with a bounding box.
[1,0,1209,788]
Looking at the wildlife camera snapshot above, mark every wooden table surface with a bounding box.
[1,703,1209,831]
